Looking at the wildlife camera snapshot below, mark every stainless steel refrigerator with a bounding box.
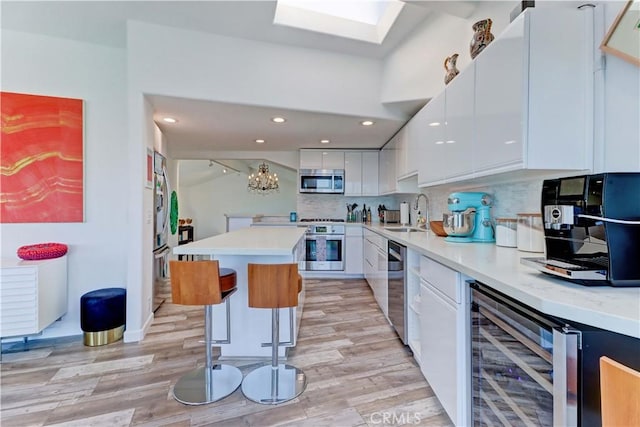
[152,151,170,312]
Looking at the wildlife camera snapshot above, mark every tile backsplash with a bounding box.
[422,178,544,222]
[297,176,545,224]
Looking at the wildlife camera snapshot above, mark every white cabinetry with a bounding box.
[417,64,475,187]
[1,256,68,338]
[344,151,379,196]
[396,126,417,180]
[444,63,475,180]
[363,229,388,318]
[361,151,379,196]
[474,9,589,176]
[406,249,421,361]
[417,92,447,186]
[379,135,416,195]
[345,225,363,275]
[378,139,396,195]
[416,7,590,188]
[419,256,469,426]
[299,149,344,170]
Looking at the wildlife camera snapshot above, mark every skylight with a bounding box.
[274,0,404,44]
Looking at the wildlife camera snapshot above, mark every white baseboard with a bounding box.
[123,311,154,343]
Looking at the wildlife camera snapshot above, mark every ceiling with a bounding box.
[1,1,483,156]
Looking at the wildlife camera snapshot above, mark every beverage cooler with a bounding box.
[470,282,640,427]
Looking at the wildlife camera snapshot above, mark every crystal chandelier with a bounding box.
[248,162,279,195]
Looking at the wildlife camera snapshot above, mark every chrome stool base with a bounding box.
[241,364,307,405]
[173,364,242,405]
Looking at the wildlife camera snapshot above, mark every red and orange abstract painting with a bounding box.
[1,92,84,223]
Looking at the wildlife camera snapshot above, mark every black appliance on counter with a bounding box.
[522,172,640,286]
[470,282,640,427]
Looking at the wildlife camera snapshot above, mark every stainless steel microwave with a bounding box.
[299,169,344,194]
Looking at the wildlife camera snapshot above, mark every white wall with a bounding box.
[0,30,128,339]
[179,164,298,239]
[126,21,401,120]
[599,1,640,172]
[381,1,515,103]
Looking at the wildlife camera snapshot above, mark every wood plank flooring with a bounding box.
[1,278,453,426]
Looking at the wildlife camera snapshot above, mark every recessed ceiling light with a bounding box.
[255,139,265,144]
[446,140,455,144]
[320,139,330,144]
[435,141,445,145]
[360,120,375,126]
[428,122,440,127]
[163,117,177,123]
[271,117,286,123]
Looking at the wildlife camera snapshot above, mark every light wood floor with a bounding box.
[1,278,453,426]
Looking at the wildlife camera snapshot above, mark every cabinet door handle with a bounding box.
[552,326,580,427]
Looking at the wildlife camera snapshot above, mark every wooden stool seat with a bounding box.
[219,268,237,293]
[600,356,640,426]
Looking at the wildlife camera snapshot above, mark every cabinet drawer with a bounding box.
[420,256,460,303]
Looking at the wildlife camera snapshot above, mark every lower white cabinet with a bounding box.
[419,256,470,426]
[363,229,388,318]
[345,226,363,275]
[0,256,68,338]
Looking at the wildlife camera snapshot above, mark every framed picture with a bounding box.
[146,147,154,189]
[600,0,640,67]
[0,92,85,223]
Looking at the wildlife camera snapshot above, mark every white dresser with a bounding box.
[0,256,68,338]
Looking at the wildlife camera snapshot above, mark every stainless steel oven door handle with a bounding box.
[552,326,580,427]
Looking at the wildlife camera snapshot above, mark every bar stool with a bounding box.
[168,260,242,405]
[241,263,307,405]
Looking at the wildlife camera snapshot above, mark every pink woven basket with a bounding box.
[17,243,68,260]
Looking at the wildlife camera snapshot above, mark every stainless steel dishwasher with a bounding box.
[388,240,407,344]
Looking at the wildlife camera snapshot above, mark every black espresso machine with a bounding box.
[522,172,640,286]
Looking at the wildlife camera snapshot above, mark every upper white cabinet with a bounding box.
[299,149,345,170]
[417,92,447,186]
[474,9,589,175]
[361,151,379,196]
[396,126,417,180]
[378,138,397,195]
[344,151,379,196]
[418,64,475,187]
[444,62,475,180]
[415,7,591,188]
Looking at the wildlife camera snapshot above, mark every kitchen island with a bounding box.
[172,226,306,358]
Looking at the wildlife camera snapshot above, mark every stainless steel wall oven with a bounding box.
[304,224,345,271]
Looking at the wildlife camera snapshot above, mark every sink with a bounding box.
[384,226,427,233]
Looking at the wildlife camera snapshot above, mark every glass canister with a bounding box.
[495,218,518,247]
[517,213,545,253]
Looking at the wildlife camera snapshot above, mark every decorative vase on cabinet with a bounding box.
[444,53,460,84]
[470,18,494,59]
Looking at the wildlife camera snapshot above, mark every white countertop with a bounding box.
[172,226,306,256]
[365,224,640,339]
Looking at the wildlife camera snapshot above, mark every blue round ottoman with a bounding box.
[80,287,126,346]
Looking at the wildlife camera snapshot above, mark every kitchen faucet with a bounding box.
[413,193,429,229]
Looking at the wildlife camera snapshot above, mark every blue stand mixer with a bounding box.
[443,192,495,243]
